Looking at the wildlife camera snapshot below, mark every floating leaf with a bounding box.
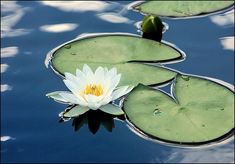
[50,34,184,86]
[99,104,124,115]
[124,74,234,144]
[63,105,89,118]
[133,1,234,18]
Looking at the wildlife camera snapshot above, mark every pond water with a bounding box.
[1,1,234,163]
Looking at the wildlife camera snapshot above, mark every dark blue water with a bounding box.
[1,1,234,163]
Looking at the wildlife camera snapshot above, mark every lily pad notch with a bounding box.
[123,74,234,146]
[47,34,185,87]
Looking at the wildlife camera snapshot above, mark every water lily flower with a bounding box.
[46,64,133,115]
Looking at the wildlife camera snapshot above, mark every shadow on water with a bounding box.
[59,107,125,134]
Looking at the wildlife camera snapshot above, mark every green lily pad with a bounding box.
[99,104,124,115]
[133,1,234,18]
[123,74,234,145]
[49,34,184,86]
[63,105,89,118]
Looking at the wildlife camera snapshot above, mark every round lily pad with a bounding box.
[123,74,234,145]
[48,34,184,86]
[133,1,234,18]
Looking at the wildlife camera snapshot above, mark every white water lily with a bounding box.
[47,64,133,115]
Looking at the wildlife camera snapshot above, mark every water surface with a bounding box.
[1,1,234,163]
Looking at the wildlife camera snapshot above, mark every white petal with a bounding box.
[94,66,105,84]
[87,101,101,110]
[88,103,101,110]
[84,94,105,110]
[64,72,77,82]
[58,92,79,104]
[106,67,117,80]
[63,79,81,95]
[83,64,94,82]
[85,94,103,102]
[101,67,119,94]
[111,86,134,101]
[63,80,88,102]
[101,77,111,93]
[99,72,121,101]
[109,67,117,76]
[100,95,112,106]
[109,73,121,92]
[83,64,93,74]
[104,67,108,74]
[64,72,86,89]
[76,68,87,81]
[100,88,112,101]
[63,80,90,105]
[46,91,70,103]
[59,92,87,106]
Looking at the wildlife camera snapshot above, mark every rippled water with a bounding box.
[1,1,234,163]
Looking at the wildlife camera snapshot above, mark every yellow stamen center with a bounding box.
[83,84,103,96]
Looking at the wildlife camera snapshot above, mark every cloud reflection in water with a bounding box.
[39,23,78,33]
[210,9,234,27]
[164,140,234,163]
[1,1,31,38]
[97,12,132,24]
[1,46,18,92]
[1,64,9,73]
[1,84,12,92]
[40,1,110,13]
[1,46,18,58]
[220,37,234,51]
[1,136,15,142]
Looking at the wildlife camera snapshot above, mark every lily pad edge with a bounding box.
[123,73,235,147]
[130,1,235,20]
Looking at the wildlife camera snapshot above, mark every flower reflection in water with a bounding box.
[60,107,125,134]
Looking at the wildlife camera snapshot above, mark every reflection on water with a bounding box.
[39,23,78,33]
[1,46,18,58]
[1,84,12,92]
[210,9,234,27]
[1,1,234,163]
[97,12,132,24]
[1,48,15,94]
[165,139,234,163]
[0,136,14,142]
[0,64,9,73]
[220,37,234,51]
[40,1,110,13]
[1,1,31,38]
[60,107,125,134]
